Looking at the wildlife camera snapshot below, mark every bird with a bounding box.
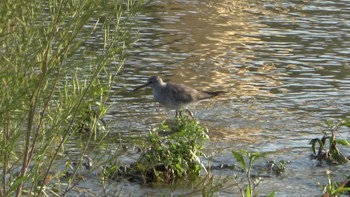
[133,76,226,117]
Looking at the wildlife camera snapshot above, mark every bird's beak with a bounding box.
[132,82,150,92]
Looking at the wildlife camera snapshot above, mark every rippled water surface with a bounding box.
[105,0,350,196]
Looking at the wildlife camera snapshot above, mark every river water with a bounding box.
[103,0,350,196]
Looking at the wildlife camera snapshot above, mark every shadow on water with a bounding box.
[68,0,350,196]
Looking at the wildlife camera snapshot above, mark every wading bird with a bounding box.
[133,76,225,117]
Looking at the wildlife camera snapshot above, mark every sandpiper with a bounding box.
[133,76,225,117]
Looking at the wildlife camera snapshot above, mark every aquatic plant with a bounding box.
[266,160,290,176]
[320,171,350,197]
[310,119,350,164]
[105,115,209,183]
[0,0,142,196]
[232,150,275,197]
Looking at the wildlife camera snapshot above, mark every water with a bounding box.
[97,0,350,196]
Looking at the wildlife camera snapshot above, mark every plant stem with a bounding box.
[16,95,36,197]
[247,156,253,197]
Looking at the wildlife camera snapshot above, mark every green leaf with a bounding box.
[325,120,334,127]
[245,184,252,197]
[7,174,31,194]
[232,151,246,170]
[250,152,265,163]
[332,187,350,195]
[267,191,275,197]
[340,119,350,128]
[335,139,350,146]
[309,138,321,154]
[174,163,183,173]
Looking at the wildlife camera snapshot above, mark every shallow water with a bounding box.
[92,0,350,196]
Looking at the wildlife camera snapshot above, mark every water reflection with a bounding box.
[107,0,350,195]
[113,0,350,130]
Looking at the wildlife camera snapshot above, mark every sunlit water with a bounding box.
[82,0,350,196]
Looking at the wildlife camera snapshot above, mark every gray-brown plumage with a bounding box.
[133,76,225,116]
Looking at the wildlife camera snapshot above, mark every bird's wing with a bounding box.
[166,83,196,104]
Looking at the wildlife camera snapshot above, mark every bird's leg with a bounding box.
[175,110,181,118]
[185,109,194,117]
[176,110,193,118]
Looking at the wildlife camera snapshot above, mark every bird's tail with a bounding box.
[200,90,227,99]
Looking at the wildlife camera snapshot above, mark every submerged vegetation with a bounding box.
[310,119,350,164]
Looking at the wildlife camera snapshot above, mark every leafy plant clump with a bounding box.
[105,115,209,184]
[310,119,350,165]
[266,160,290,176]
